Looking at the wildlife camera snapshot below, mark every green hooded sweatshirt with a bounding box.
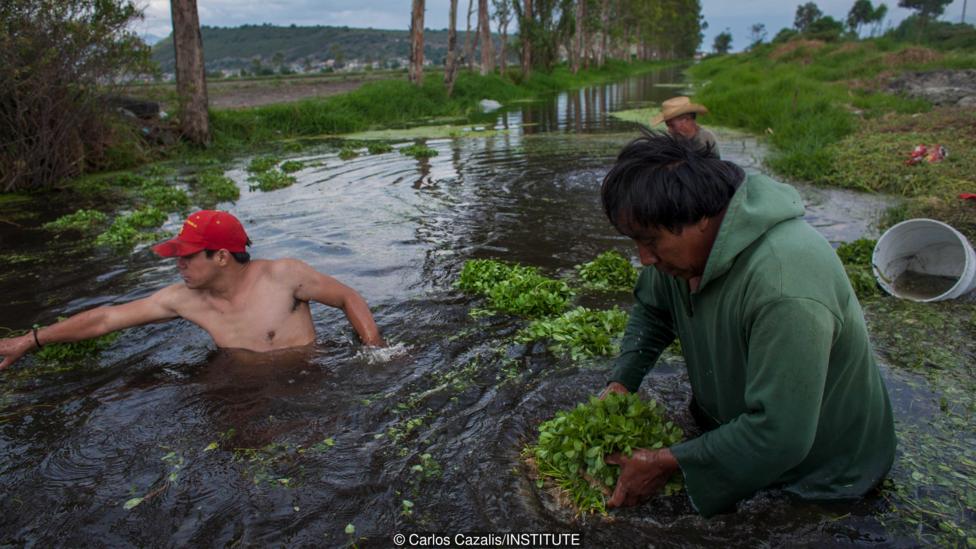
[610,174,895,517]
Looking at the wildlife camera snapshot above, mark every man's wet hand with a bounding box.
[605,448,679,508]
[0,335,34,370]
[598,381,629,400]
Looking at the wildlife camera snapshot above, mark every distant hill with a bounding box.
[152,24,504,73]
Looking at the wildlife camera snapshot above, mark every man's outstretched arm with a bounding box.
[286,260,384,347]
[0,287,181,369]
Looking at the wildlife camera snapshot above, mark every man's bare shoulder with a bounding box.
[265,257,319,280]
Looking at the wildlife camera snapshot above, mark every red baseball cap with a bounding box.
[152,210,249,257]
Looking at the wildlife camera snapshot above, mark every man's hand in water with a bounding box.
[605,448,679,508]
[0,334,34,370]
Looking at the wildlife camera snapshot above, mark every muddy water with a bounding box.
[0,67,913,546]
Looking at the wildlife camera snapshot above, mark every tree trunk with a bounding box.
[521,0,532,78]
[409,0,425,85]
[445,0,459,95]
[170,0,210,145]
[572,0,585,73]
[598,0,608,66]
[462,0,477,71]
[499,19,508,75]
[478,0,493,75]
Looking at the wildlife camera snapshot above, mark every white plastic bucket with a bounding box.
[872,218,976,302]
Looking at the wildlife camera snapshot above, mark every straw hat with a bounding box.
[650,96,709,125]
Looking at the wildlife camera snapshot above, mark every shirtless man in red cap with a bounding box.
[0,210,384,369]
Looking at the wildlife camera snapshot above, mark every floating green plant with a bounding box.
[338,147,360,160]
[517,307,628,360]
[247,155,281,173]
[248,169,296,192]
[33,320,117,365]
[525,392,684,515]
[400,144,438,158]
[455,259,573,318]
[93,207,167,250]
[194,169,240,204]
[279,160,305,173]
[42,209,108,233]
[366,142,393,154]
[138,178,191,211]
[575,250,639,292]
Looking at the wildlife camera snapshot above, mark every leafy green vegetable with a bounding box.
[42,209,108,233]
[526,392,684,515]
[279,160,304,173]
[194,169,240,204]
[338,147,360,160]
[248,169,296,192]
[517,307,628,360]
[455,259,573,318]
[247,155,280,173]
[93,207,167,250]
[575,250,639,291]
[400,143,438,158]
[367,142,393,154]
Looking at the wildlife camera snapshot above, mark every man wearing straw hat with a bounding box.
[652,96,720,158]
[0,210,385,369]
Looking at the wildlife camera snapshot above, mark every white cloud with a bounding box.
[132,0,970,52]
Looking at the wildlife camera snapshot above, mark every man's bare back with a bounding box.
[0,211,383,369]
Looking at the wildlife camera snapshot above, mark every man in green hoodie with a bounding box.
[599,130,895,517]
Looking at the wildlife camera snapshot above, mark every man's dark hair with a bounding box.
[601,129,744,234]
[205,238,252,264]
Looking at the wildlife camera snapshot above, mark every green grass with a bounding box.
[687,40,974,183]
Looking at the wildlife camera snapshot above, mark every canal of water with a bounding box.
[0,66,931,547]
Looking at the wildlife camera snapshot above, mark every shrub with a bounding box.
[0,0,153,191]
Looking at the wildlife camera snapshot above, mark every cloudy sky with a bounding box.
[134,0,970,52]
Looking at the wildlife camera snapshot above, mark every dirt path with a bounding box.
[207,76,374,109]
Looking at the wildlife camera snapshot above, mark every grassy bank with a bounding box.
[688,40,974,186]
[209,60,673,149]
[688,39,976,241]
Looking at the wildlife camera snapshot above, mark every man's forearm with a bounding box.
[34,307,114,346]
[342,295,383,346]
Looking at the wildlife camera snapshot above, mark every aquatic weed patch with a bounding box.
[456,259,573,318]
[42,209,108,233]
[246,155,281,173]
[279,160,304,173]
[248,169,296,192]
[400,143,439,159]
[94,207,169,250]
[517,307,628,360]
[575,250,638,292]
[192,169,240,206]
[524,392,684,515]
[862,297,976,546]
